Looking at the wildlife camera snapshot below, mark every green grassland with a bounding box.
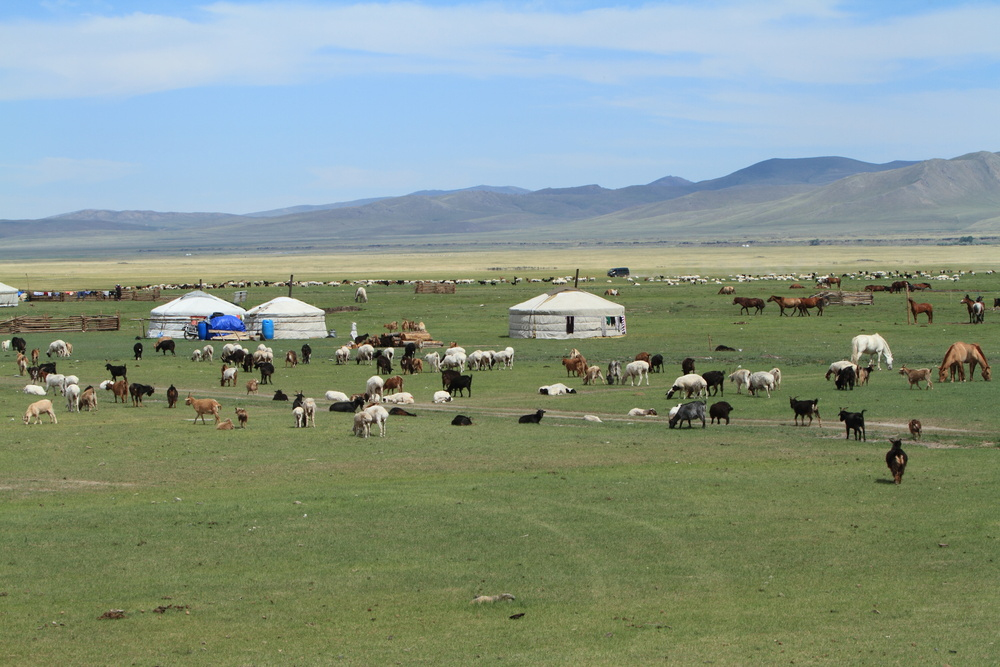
[1,255,999,665]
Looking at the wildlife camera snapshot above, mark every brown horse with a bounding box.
[797,296,828,316]
[908,298,933,324]
[767,295,801,316]
[733,296,765,315]
[938,341,990,382]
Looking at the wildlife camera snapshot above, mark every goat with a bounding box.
[886,438,908,484]
[649,354,664,373]
[835,365,856,391]
[186,394,221,425]
[220,365,238,387]
[325,390,350,402]
[433,390,453,403]
[747,371,776,398]
[11,337,27,354]
[46,339,73,358]
[451,415,473,426]
[518,409,546,424]
[24,399,57,425]
[166,384,179,408]
[447,375,473,397]
[561,356,587,377]
[64,383,81,412]
[381,392,415,404]
[246,379,259,395]
[789,397,821,426]
[389,407,418,417]
[702,370,725,397]
[681,357,696,375]
[23,384,47,396]
[285,350,298,368]
[330,396,365,412]
[133,342,143,360]
[668,401,706,429]
[401,357,423,375]
[908,419,922,440]
[216,418,235,430]
[272,389,289,401]
[606,359,623,385]
[79,385,97,411]
[235,407,249,428]
[191,349,203,362]
[300,344,311,364]
[365,375,385,401]
[129,383,155,407]
[153,338,176,355]
[709,401,733,425]
[256,361,275,385]
[582,365,604,385]
[728,368,751,394]
[623,360,650,386]
[838,408,867,441]
[335,346,351,365]
[111,379,129,403]
[201,344,214,362]
[376,355,393,375]
[355,344,375,365]
[898,365,933,390]
[539,383,576,396]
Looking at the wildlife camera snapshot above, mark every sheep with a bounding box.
[518,409,546,424]
[668,401,706,429]
[44,373,66,394]
[365,375,384,401]
[191,349,203,362]
[235,407,248,428]
[246,379,259,395]
[441,353,467,372]
[681,357,697,375]
[650,354,664,373]
[702,370,725,397]
[627,408,658,417]
[325,390,350,403]
[293,406,307,428]
[46,339,73,358]
[666,373,708,399]
[838,408,867,441]
[354,286,368,303]
[185,394,221,425]
[433,390,453,403]
[256,361,275,385]
[355,344,375,365]
[376,355,393,375]
[353,410,374,437]
[583,415,603,423]
[11,337,27,354]
[538,383,576,395]
[23,384,47,396]
[747,371,776,398]
[494,346,515,369]
[79,385,97,411]
[64,383,81,412]
[382,392,415,404]
[908,418,922,440]
[16,353,27,376]
[445,345,466,357]
[623,360,650,386]
[825,360,857,381]
[335,346,351,365]
[898,365,933,390]
[728,368,751,394]
[389,407,418,417]
[363,403,389,437]
[768,367,782,390]
[24,399,57,425]
[61,374,79,391]
[709,401,733,425]
[471,594,515,604]
[201,344,214,362]
[0,339,8,352]
[302,397,317,427]
[153,338,176,355]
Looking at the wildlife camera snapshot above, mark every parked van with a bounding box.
[607,267,630,277]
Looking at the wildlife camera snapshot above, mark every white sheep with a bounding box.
[538,383,576,395]
[202,344,214,362]
[825,360,857,381]
[363,403,389,437]
[748,371,776,398]
[432,390,453,403]
[627,407,658,416]
[365,375,384,400]
[46,339,72,358]
[61,375,79,391]
[445,346,466,357]
[666,373,708,399]
[623,360,650,386]
[335,346,351,365]
[23,384,47,396]
[768,367,782,389]
[353,411,374,437]
[325,390,350,402]
[441,353,467,371]
[424,352,441,372]
[356,344,375,365]
[293,406,307,428]
[191,349,203,362]
[303,397,316,427]
[493,346,515,369]
[382,392,415,404]
[44,373,66,394]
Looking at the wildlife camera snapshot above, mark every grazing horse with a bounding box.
[851,333,893,370]
[817,275,841,288]
[796,296,828,316]
[938,341,991,382]
[733,296,765,315]
[908,298,933,324]
[961,295,985,324]
[767,295,801,317]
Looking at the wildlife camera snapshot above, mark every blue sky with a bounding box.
[2,0,999,219]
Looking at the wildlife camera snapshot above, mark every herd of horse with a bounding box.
[734,292,988,325]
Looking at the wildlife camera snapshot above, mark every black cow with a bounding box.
[518,409,546,424]
[105,363,128,382]
[669,401,706,429]
[133,342,143,360]
[839,409,866,441]
[447,374,473,397]
[154,339,176,355]
[709,401,733,425]
[129,382,155,407]
[451,415,473,426]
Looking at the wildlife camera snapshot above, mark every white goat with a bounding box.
[365,375,384,400]
[363,404,389,437]
[627,407,658,416]
[64,383,81,412]
[748,371,776,398]
[728,368,751,394]
[623,360,650,386]
[23,384,47,396]
[424,352,441,372]
[356,344,375,365]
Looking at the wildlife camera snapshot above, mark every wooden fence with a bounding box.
[0,314,121,334]
[414,282,456,294]
[814,291,874,306]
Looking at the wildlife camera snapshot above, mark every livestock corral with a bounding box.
[2,264,999,665]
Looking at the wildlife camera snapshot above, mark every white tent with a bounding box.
[0,282,19,307]
[508,288,626,339]
[244,296,328,339]
[147,290,246,338]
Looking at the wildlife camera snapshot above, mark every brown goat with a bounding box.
[235,407,249,428]
[185,394,221,425]
[908,419,922,440]
[285,350,298,368]
[216,418,235,430]
[898,365,933,390]
[246,378,259,395]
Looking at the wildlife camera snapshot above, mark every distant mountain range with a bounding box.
[5,151,1000,257]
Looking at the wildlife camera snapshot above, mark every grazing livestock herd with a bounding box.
[5,270,996,488]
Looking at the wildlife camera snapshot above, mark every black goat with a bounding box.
[153,339,175,355]
[886,438,908,484]
[272,389,289,401]
[839,408,866,441]
[105,363,128,382]
[681,357,697,375]
[518,409,545,424]
[702,370,725,396]
[835,365,856,391]
[129,382,155,407]
[709,401,733,425]
[650,354,664,373]
[329,396,365,412]
[447,374,473,397]
[166,384,179,408]
[300,344,312,364]
[789,397,821,426]
[133,342,143,360]
[451,415,473,426]
[256,361,275,385]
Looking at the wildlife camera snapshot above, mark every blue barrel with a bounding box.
[261,319,274,340]
[197,320,209,340]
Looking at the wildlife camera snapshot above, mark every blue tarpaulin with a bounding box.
[209,314,246,335]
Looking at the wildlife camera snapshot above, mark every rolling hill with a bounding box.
[5,152,999,257]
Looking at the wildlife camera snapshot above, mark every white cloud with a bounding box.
[1,1,999,99]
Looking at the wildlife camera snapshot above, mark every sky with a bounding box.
[2,0,999,219]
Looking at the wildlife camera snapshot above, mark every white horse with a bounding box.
[851,333,893,370]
